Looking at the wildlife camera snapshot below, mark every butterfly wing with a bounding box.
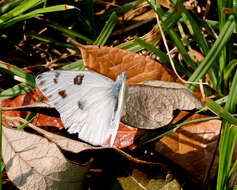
[36,71,117,146]
[109,72,128,146]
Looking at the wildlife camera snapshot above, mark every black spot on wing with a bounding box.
[74,75,84,85]
[78,101,84,110]
[53,78,58,84]
[39,80,46,86]
[55,72,60,78]
[58,90,67,99]
[53,72,60,84]
[37,75,42,80]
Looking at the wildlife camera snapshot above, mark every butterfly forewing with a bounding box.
[36,71,117,146]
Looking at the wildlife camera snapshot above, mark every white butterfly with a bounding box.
[36,71,127,146]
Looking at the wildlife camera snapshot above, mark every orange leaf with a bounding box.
[102,123,137,148]
[1,89,64,129]
[114,123,138,149]
[77,44,177,84]
[155,113,221,183]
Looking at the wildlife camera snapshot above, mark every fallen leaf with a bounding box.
[0,89,64,129]
[155,114,221,183]
[117,168,181,190]
[3,116,178,189]
[140,81,203,110]
[77,43,177,84]
[112,123,138,149]
[2,125,91,190]
[122,81,202,129]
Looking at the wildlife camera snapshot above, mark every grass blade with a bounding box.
[0,62,35,88]
[93,11,118,46]
[206,99,237,125]
[187,15,235,87]
[134,37,191,76]
[0,4,74,30]
[47,21,93,43]
[0,83,32,100]
[0,0,43,23]
[217,69,237,190]
[0,109,2,190]
[30,34,79,50]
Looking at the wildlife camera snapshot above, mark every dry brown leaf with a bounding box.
[155,114,221,183]
[117,169,181,190]
[0,88,64,129]
[2,125,90,190]
[3,117,176,189]
[77,44,177,84]
[122,81,202,129]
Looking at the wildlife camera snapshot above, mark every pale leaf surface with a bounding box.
[122,86,174,129]
[139,81,203,109]
[2,126,90,190]
[122,81,202,129]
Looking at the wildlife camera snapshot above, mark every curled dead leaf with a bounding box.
[122,81,203,129]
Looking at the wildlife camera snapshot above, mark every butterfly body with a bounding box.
[36,71,127,146]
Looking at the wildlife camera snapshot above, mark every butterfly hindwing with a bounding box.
[36,71,117,146]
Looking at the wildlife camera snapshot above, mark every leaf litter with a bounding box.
[1,44,207,189]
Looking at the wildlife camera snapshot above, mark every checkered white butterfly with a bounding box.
[36,71,127,146]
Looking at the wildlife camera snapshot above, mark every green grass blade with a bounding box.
[134,37,191,76]
[47,21,93,43]
[182,11,210,54]
[167,29,196,70]
[223,59,237,87]
[0,0,43,23]
[30,34,79,50]
[116,41,144,52]
[100,0,145,20]
[0,83,32,100]
[17,113,36,129]
[0,4,74,30]
[217,69,237,190]
[61,60,84,71]
[187,15,235,87]
[206,99,237,125]
[197,96,228,113]
[229,159,237,179]
[148,0,196,71]
[0,62,35,88]
[93,12,118,46]
[0,0,23,15]
[181,11,218,85]
[0,109,2,190]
